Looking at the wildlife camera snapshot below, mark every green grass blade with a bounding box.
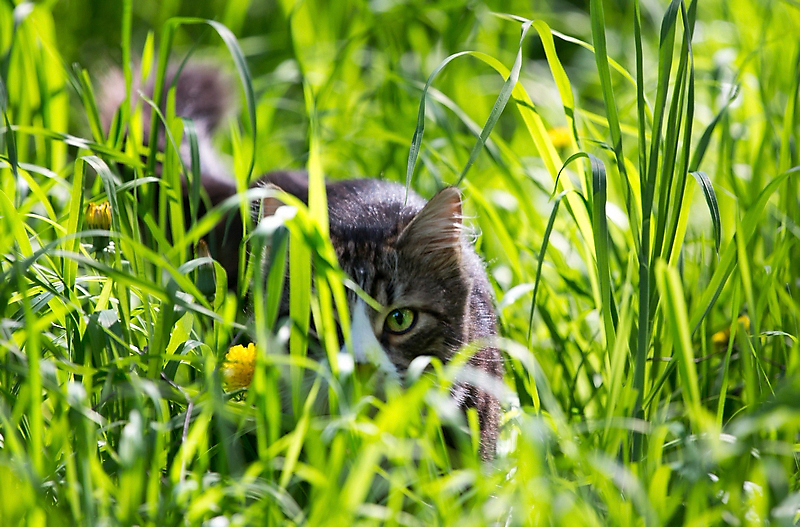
[455,20,532,186]
[62,156,84,291]
[689,171,721,254]
[654,1,698,268]
[405,50,473,194]
[526,189,570,345]
[589,0,628,185]
[655,260,702,421]
[589,152,618,344]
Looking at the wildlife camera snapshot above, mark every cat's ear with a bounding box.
[398,187,462,263]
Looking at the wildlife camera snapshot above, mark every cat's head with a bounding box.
[325,185,473,376]
[258,178,500,460]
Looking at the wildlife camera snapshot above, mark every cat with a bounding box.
[100,63,503,460]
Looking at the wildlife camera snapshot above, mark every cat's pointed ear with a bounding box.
[398,187,463,262]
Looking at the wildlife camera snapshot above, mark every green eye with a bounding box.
[384,308,417,335]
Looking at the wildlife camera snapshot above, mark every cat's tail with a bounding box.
[98,62,237,199]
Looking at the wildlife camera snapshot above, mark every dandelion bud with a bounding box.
[86,202,112,230]
[86,202,112,252]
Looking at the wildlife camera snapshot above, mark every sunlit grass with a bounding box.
[2,0,800,525]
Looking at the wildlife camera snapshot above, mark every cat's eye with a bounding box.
[384,308,417,335]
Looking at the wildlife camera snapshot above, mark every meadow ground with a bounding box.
[1,0,800,525]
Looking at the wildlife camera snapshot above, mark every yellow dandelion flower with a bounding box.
[712,315,750,348]
[547,126,573,150]
[222,343,257,391]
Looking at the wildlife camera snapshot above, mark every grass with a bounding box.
[2,0,800,525]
